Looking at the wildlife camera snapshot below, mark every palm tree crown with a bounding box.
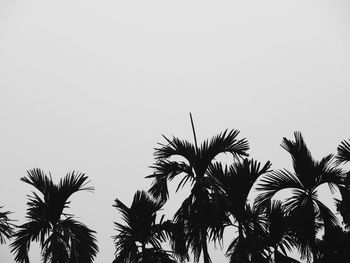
[10,168,98,263]
[256,132,343,262]
[147,128,249,263]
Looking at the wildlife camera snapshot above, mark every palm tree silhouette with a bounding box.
[0,206,14,244]
[335,139,350,228]
[147,117,249,263]
[112,190,176,263]
[256,132,343,262]
[206,159,272,262]
[10,168,98,263]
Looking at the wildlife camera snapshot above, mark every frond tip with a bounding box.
[0,206,15,244]
[336,139,350,165]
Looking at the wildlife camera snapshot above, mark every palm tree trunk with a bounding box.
[202,240,210,263]
[238,221,244,241]
[142,242,146,259]
[237,221,247,262]
[201,228,210,263]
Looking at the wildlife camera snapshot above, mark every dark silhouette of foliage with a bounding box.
[264,202,300,262]
[147,127,249,263]
[256,132,343,262]
[335,139,350,229]
[207,158,276,262]
[336,140,350,165]
[10,168,98,263]
[0,206,15,244]
[337,187,350,228]
[112,190,176,263]
[6,122,350,263]
[315,225,350,263]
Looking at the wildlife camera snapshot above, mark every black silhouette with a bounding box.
[335,139,350,228]
[0,206,14,244]
[112,190,176,263]
[208,158,274,262]
[147,114,249,263]
[256,132,343,262]
[10,168,98,263]
[3,119,350,263]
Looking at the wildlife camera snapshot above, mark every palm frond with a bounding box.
[268,201,299,253]
[0,207,15,244]
[113,190,169,262]
[58,171,94,201]
[206,162,229,182]
[226,236,250,263]
[336,139,350,164]
[282,189,308,215]
[211,159,271,224]
[281,132,318,191]
[130,190,163,219]
[289,197,319,262]
[147,160,194,201]
[21,168,55,198]
[26,192,46,221]
[255,170,303,210]
[21,169,63,224]
[60,217,98,263]
[160,218,189,262]
[112,220,138,262]
[113,199,131,232]
[315,155,344,191]
[113,240,138,263]
[11,220,50,263]
[228,158,272,198]
[199,129,249,165]
[154,135,197,164]
[314,199,339,231]
[41,231,70,263]
[141,247,177,263]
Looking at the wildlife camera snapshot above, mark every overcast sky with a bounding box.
[1,0,350,262]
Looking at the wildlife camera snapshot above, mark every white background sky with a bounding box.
[1,0,350,262]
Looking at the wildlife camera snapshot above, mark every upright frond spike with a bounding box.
[190,112,198,154]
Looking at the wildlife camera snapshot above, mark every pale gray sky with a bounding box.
[1,0,350,262]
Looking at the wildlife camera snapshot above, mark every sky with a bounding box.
[1,0,350,262]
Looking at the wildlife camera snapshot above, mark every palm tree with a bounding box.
[255,132,343,262]
[10,168,98,263]
[0,206,14,244]
[112,190,176,263]
[206,158,273,262]
[147,122,249,263]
